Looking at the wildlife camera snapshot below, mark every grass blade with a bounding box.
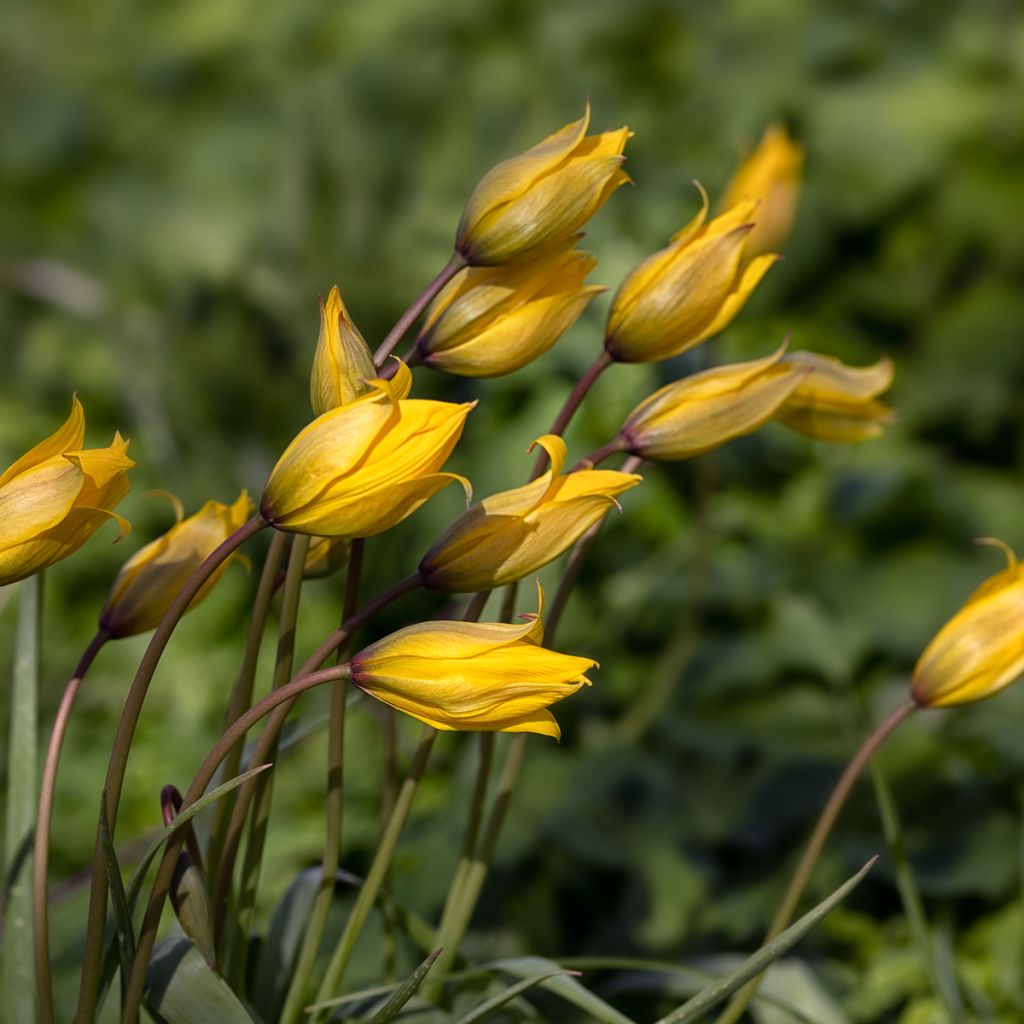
[145,938,253,1022]
[367,948,443,1023]
[2,574,42,1023]
[98,795,136,986]
[656,857,877,1024]
[456,968,576,1024]
[491,956,637,1024]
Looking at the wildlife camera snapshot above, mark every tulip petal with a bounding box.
[0,456,84,547]
[0,395,86,488]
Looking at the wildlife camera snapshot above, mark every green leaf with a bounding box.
[98,795,136,986]
[655,857,877,1024]
[491,957,638,1024]
[456,968,576,1024]
[250,866,322,1019]
[2,574,41,1024]
[367,947,442,1023]
[145,938,254,1023]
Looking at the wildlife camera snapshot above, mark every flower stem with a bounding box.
[33,627,108,1024]
[75,513,267,1024]
[224,534,309,983]
[312,725,438,1015]
[530,350,613,478]
[205,529,288,888]
[119,664,352,1024]
[869,759,965,1021]
[209,572,423,912]
[6,573,43,1024]
[373,254,466,367]
[714,699,918,1024]
[277,538,364,1024]
[574,436,628,471]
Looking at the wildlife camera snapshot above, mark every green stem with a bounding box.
[33,627,108,1024]
[373,254,466,367]
[715,700,918,1024]
[226,534,310,983]
[426,732,495,1000]
[205,529,288,888]
[869,760,965,1021]
[76,514,267,1022]
[5,573,43,1024]
[427,732,528,996]
[277,538,364,1024]
[312,725,437,1015]
[210,572,422,932]
[118,663,352,1023]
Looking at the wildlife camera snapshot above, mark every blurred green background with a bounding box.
[3,0,1024,1020]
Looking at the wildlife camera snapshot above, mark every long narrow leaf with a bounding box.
[456,968,576,1024]
[125,762,272,909]
[99,795,136,985]
[656,857,877,1024]
[491,957,637,1024]
[2,574,42,1023]
[367,948,443,1023]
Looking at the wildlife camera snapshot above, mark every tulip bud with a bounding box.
[722,124,804,255]
[620,344,803,461]
[912,541,1024,708]
[420,434,640,592]
[350,584,596,739]
[775,352,894,442]
[99,491,252,638]
[303,535,350,579]
[605,188,778,364]
[310,286,377,416]
[414,247,604,377]
[456,104,630,266]
[0,396,134,586]
[261,362,474,539]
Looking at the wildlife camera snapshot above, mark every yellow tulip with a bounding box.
[0,396,134,586]
[620,344,803,461]
[420,435,640,592]
[775,352,894,442]
[99,491,252,638]
[456,104,630,266]
[912,541,1024,708]
[309,286,377,416]
[261,362,474,539]
[722,123,804,255]
[605,188,778,364]
[414,247,604,377]
[350,585,596,739]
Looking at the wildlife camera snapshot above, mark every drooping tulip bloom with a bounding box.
[309,286,377,416]
[420,435,640,592]
[619,344,803,461]
[261,362,473,539]
[775,352,894,442]
[456,104,630,266]
[99,491,252,638]
[0,396,134,586]
[912,542,1024,708]
[722,123,804,255]
[414,247,604,377]
[605,189,778,364]
[350,586,596,739]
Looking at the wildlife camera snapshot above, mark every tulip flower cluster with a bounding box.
[12,103,1022,1024]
